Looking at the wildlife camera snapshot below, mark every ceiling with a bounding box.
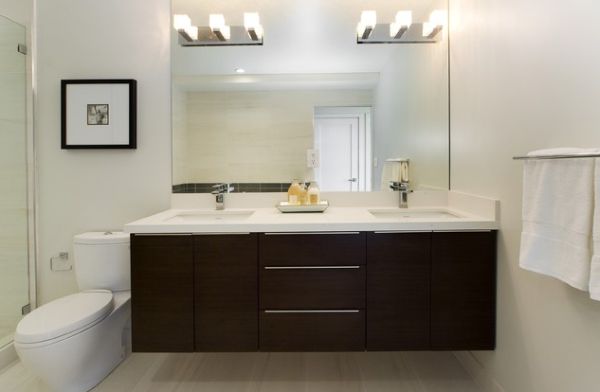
[172,0,446,77]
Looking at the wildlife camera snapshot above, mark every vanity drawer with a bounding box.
[260,266,365,309]
[259,232,366,266]
[260,310,365,351]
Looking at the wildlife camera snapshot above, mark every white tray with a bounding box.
[276,201,329,213]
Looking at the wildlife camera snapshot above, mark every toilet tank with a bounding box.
[73,232,131,291]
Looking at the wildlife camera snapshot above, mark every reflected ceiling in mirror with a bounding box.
[172,0,449,193]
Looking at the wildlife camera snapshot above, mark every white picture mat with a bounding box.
[66,84,130,145]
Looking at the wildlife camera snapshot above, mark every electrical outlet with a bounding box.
[306,149,320,168]
[51,252,72,271]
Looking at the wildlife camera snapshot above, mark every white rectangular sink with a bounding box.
[368,209,462,220]
[165,210,255,223]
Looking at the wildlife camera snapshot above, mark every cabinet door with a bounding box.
[131,234,194,352]
[431,231,497,350]
[366,232,431,350]
[194,234,258,351]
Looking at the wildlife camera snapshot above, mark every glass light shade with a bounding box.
[395,11,412,28]
[173,14,191,31]
[220,25,231,40]
[360,10,377,29]
[209,14,226,30]
[422,21,435,37]
[185,25,198,41]
[244,12,263,39]
[390,11,412,37]
[244,12,260,29]
[429,10,446,27]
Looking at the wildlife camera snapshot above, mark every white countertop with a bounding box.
[124,205,498,234]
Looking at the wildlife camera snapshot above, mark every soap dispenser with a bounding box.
[287,180,302,205]
[307,182,320,204]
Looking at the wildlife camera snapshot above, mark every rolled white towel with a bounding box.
[519,148,598,290]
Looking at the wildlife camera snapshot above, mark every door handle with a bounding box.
[348,178,357,182]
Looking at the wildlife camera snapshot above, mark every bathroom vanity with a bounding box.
[125,192,498,353]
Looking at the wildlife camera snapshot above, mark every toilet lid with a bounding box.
[15,290,114,344]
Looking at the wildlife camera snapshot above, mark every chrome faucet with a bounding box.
[212,183,234,210]
[390,181,412,208]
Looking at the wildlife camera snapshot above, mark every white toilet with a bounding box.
[14,232,131,392]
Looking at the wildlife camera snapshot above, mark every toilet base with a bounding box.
[15,294,130,392]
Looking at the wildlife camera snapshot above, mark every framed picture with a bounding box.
[61,79,137,149]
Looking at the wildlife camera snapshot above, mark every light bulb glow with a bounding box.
[173,14,191,31]
[220,25,231,40]
[422,22,435,37]
[361,10,377,28]
[390,10,412,38]
[209,14,226,30]
[185,25,198,41]
[429,10,446,27]
[423,10,445,38]
[244,12,260,29]
[244,12,264,40]
[357,10,376,39]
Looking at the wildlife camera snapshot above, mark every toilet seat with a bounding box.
[15,290,114,345]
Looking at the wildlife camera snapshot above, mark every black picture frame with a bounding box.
[61,79,137,149]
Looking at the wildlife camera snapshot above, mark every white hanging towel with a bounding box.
[590,159,600,300]
[519,148,597,291]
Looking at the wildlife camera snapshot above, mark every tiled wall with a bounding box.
[173,89,373,184]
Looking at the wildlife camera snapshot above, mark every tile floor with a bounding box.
[0,351,483,392]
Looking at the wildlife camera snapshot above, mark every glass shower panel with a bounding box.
[0,15,28,348]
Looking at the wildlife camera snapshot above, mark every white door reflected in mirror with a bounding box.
[313,106,371,192]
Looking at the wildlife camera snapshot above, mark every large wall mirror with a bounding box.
[172,0,449,193]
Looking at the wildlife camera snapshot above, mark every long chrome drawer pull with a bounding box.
[264,232,360,235]
[373,230,431,234]
[264,310,360,314]
[264,266,360,270]
[196,232,251,235]
[133,233,192,236]
[433,229,493,233]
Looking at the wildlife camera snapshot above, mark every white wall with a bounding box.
[176,89,372,183]
[0,0,30,26]
[372,37,449,191]
[450,1,600,391]
[35,0,172,303]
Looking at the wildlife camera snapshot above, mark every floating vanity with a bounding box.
[125,191,498,353]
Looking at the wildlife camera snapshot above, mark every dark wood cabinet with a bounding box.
[366,232,431,350]
[431,231,497,350]
[194,234,258,351]
[131,234,194,352]
[131,230,496,353]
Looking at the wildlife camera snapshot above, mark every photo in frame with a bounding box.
[61,79,137,149]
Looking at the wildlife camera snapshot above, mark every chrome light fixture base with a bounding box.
[177,26,263,47]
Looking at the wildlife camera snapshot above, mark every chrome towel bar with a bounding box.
[513,153,600,160]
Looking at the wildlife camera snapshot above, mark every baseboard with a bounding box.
[0,342,17,372]
[454,351,506,392]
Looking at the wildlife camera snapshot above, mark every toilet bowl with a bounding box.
[14,232,131,392]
